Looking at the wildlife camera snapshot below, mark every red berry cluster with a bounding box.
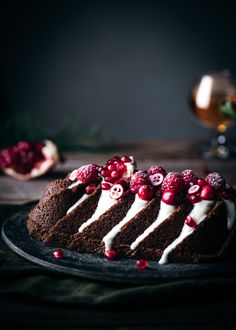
[0,141,45,174]
[161,172,186,205]
[99,156,136,199]
[69,164,100,184]
[187,178,215,204]
[130,166,166,201]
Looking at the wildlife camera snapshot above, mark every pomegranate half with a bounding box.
[0,140,60,181]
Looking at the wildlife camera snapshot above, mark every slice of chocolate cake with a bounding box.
[68,190,135,252]
[27,163,100,242]
[129,199,193,260]
[160,199,228,263]
[104,195,161,255]
[27,180,85,241]
[44,185,101,247]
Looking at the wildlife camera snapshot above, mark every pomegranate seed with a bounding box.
[185,215,197,228]
[105,176,116,183]
[198,178,206,187]
[108,164,116,171]
[112,156,121,161]
[161,191,180,205]
[105,250,117,260]
[188,184,200,195]
[189,193,202,204]
[121,156,132,163]
[109,184,124,199]
[53,249,63,259]
[85,184,96,195]
[101,169,111,177]
[136,259,148,270]
[115,161,125,172]
[149,173,164,187]
[200,185,215,200]
[111,170,120,179]
[138,185,155,201]
[114,179,128,189]
[69,169,78,181]
[101,182,112,190]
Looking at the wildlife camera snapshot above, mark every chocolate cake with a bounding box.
[27,156,236,264]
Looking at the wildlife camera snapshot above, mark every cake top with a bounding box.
[67,155,235,205]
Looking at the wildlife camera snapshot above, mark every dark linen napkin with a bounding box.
[1,203,236,309]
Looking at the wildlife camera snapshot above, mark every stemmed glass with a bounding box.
[189,71,236,159]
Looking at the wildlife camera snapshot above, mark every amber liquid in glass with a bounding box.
[190,92,232,133]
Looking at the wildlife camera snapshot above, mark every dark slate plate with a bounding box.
[2,202,236,284]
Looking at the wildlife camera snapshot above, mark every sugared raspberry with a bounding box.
[181,169,198,186]
[130,171,150,193]
[205,172,226,192]
[147,166,166,177]
[76,164,99,184]
[161,172,185,194]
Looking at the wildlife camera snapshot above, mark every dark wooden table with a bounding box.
[1,140,236,329]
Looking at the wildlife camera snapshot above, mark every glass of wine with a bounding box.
[190,71,236,159]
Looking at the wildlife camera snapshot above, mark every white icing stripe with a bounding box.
[130,201,176,251]
[224,199,236,230]
[78,190,117,233]
[103,194,148,251]
[159,199,214,265]
[67,180,82,189]
[66,194,89,214]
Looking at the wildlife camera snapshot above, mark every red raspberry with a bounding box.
[147,166,166,177]
[181,169,198,186]
[205,172,226,192]
[76,164,99,184]
[130,171,150,193]
[161,172,185,194]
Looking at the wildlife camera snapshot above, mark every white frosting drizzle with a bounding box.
[67,180,82,189]
[66,194,89,214]
[122,159,136,181]
[78,190,117,233]
[103,194,148,251]
[224,199,236,230]
[159,200,214,265]
[130,201,176,251]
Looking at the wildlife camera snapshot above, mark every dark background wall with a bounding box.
[1,0,236,147]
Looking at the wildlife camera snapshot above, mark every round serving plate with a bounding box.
[2,202,236,284]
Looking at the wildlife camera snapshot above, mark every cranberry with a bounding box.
[197,178,206,187]
[138,185,154,201]
[185,215,197,228]
[188,194,201,204]
[200,185,215,200]
[101,182,112,190]
[104,250,117,260]
[109,183,124,199]
[147,166,166,177]
[53,249,63,259]
[161,191,180,205]
[85,184,96,195]
[114,179,128,190]
[188,184,200,195]
[136,259,148,270]
[149,172,164,187]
